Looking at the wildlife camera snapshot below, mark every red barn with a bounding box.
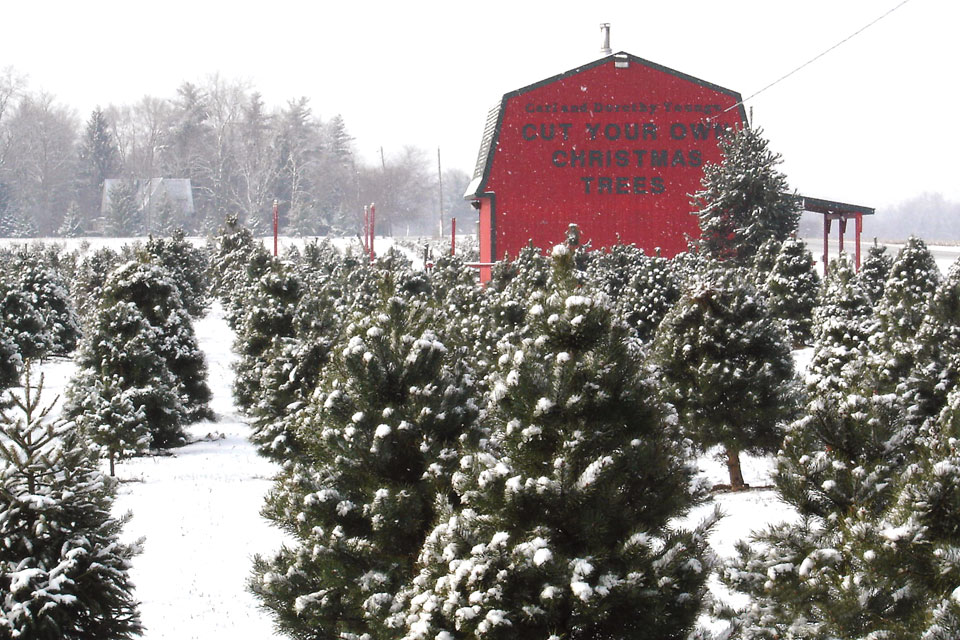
[465,51,746,280]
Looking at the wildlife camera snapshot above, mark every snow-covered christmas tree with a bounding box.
[0,368,142,639]
[401,236,714,640]
[654,262,799,489]
[250,263,480,639]
[761,237,820,347]
[694,125,800,267]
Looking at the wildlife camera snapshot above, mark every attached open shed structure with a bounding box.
[465,51,747,281]
[800,195,875,272]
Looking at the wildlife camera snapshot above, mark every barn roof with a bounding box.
[464,51,745,199]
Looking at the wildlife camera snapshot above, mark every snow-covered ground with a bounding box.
[42,303,287,639]
[19,236,951,636]
[35,299,798,638]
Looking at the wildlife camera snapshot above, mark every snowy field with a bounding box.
[35,302,797,638]
[40,303,287,639]
[17,236,958,637]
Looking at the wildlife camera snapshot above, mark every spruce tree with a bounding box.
[761,237,820,347]
[610,252,682,343]
[654,263,799,489]
[723,391,917,639]
[694,125,800,267]
[0,368,142,639]
[401,240,713,640]
[867,236,941,396]
[247,261,345,463]
[751,237,782,287]
[901,258,960,430]
[807,253,876,401]
[106,181,141,237]
[584,243,648,301]
[727,368,960,638]
[71,376,150,477]
[73,247,121,327]
[250,266,480,640]
[143,230,210,318]
[57,202,84,237]
[101,260,212,422]
[207,215,269,328]
[888,386,960,638]
[0,333,21,392]
[77,108,120,221]
[0,280,53,361]
[858,242,893,305]
[66,299,188,450]
[231,256,301,416]
[15,258,81,355]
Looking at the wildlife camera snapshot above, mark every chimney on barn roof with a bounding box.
[600,23,612,55]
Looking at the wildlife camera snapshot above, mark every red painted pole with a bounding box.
[451,217,456,255]
[369,204,376,262]
[363,205,369,252]
[273,199,279,256]
[823,216,830,275]
[838,217,846,255]
[855,213,863,270]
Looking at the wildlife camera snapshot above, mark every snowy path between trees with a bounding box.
[44,302,286,640]
[38,298,800,637]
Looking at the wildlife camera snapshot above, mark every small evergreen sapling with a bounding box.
[402,240,714,640]
[807,253,876,401]
[15,258,81,355]
[101,260,212,422]
[0,368,142,639]
[723,391,917,638]
[751,237,782,287]
[866,236,941,396]
[72,377,150,477]
[902,258,960,430]
[858,241,893,305]
[727,382,960,637]
[143,230,210,318]
[694,125,800,267]
[250,266,480,640]
[231,257,302,416]
[614,252,682,343]
[760,238,820,348]
[654,263,799,489]
[0,281,53,362]
[66,300,187,450]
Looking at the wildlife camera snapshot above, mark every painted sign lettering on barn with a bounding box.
[465,52,746,280]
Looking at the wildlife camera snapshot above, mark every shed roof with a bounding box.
[800,195,875,216]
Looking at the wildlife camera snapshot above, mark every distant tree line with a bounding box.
[0,67,474,238]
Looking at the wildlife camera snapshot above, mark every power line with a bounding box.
[727,0,915,114]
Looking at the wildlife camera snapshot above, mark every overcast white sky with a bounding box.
[2,0,957,209]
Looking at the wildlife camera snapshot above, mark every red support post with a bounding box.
[855,213,863,270]
[823,216,831,275]
[369,203,376,262]
[272,199,279,257]
[838,217,846,255]
[451,217,456,256]
[363,205,369,252]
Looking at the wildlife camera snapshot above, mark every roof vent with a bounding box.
[600,23,612,56]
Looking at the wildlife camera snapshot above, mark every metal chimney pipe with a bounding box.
[600,23,612,55]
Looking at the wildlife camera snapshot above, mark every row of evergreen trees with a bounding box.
[214,126,960,639]
[0,233,213,638]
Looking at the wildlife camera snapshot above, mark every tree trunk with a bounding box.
[109,452,115,477]
[726,446,747,491]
